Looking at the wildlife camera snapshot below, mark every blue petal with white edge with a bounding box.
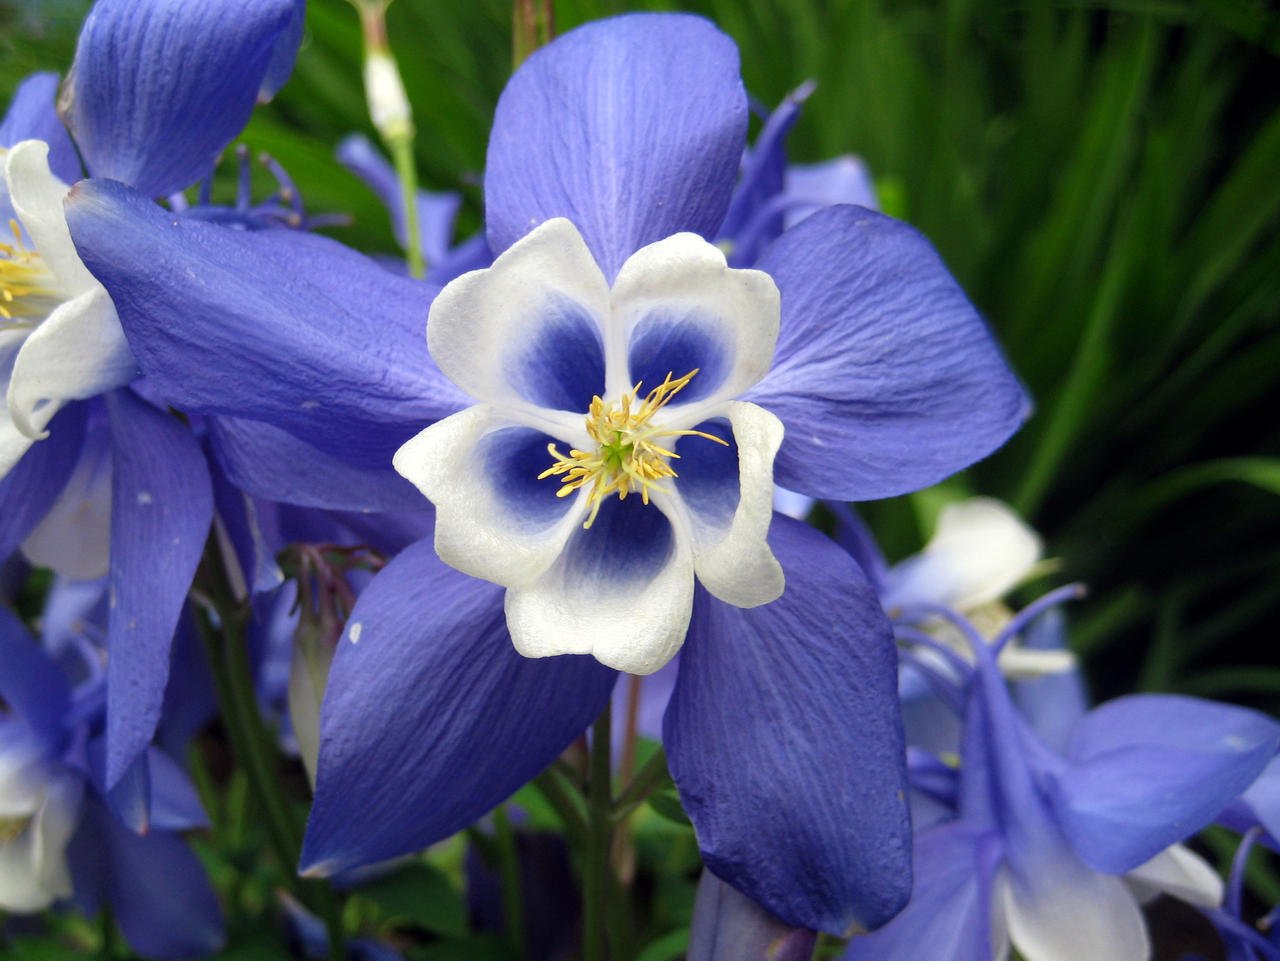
[301,539,616,877]
[0,605,71,747]
[1051,693,1280,874]
[0,403,85,565]
[485,13,748,280]
[66,179,467,465]
[749,206,1029,500]
[0,73,80,186]
[104,390,212,788]
[841,823,1002,961]
[505,495,694,674]
[61,0,299,198]
[664,515,911,934]
[67,797,225,959]
[209,415,426,514]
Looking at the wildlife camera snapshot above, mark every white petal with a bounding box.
[394,405,587,588]
[666,401,784,608]
[505,498,695,674]
[8,287,134,439]
[0,729,45,817]
[29,773,80,906]
[427,218,612,422]
[884,497,1042,612]
[20,424,112,579]
[4,140,94,296]
[1002,858,1150,961]
[610,232,779,417]
[0,771,80,913]
[1123,844,1223,909]
[0,412,37,480]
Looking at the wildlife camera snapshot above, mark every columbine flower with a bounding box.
[845,596,1280,961]
[0,0,303,793]
[297,12,1025,934]
[66,10,1027,933]
[392,216,785,673]
[0,602,224,958]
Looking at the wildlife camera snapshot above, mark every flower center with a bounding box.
[0,218,61,325]
[0,814,30,843]
[539,368,729,529]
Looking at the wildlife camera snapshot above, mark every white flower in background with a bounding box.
[0,718,82,913]
[883,497,1075,678]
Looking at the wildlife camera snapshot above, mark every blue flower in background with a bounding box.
[0,603,223,959]
[845,595,1280,961]
[0,0,304,794]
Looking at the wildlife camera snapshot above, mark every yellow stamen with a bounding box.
[0,218,60,323]
[539,369,729,529]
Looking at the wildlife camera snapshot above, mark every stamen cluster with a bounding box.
[538,369,728,529]
[0,218,58,323]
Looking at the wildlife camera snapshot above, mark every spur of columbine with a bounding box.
[393,217,785,674]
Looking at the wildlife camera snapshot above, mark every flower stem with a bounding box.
[512,0,555,69]
[583,704,613,961]
[493,804,529,961]
[351,0,424,278]
[390,136,424,278]
[194,538,345,961]
[612,747,671,822]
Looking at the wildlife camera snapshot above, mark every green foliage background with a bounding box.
[2,0,1279,953]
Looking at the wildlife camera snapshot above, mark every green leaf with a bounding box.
[4,939,90,961]
[635,927,691,961]
[357,860,469,937]
[647,789,692,826]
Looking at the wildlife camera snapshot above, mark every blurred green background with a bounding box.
[3,0,1278,712]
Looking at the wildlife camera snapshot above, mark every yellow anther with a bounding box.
[0,218,60,323]
[539,369,730,529]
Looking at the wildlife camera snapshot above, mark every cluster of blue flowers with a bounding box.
[1,1,1276,959]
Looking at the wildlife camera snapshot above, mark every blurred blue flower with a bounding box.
[844,594,1279,961]
[0,602,223,959]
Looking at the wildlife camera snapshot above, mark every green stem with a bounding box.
[533,766,588,843]
[195,539,346,961]
[389,135,424,278]
[612,748,670,822]
[512,0,555,68]
[583,705,613,961]
[493,805,529,961]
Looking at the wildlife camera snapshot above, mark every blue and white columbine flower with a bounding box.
[64,10,1027,934]
[296,13,1027,934]
[393,217,785,673]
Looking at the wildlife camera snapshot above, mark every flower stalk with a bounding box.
[351,0,424,277]
[193,537,346,961]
